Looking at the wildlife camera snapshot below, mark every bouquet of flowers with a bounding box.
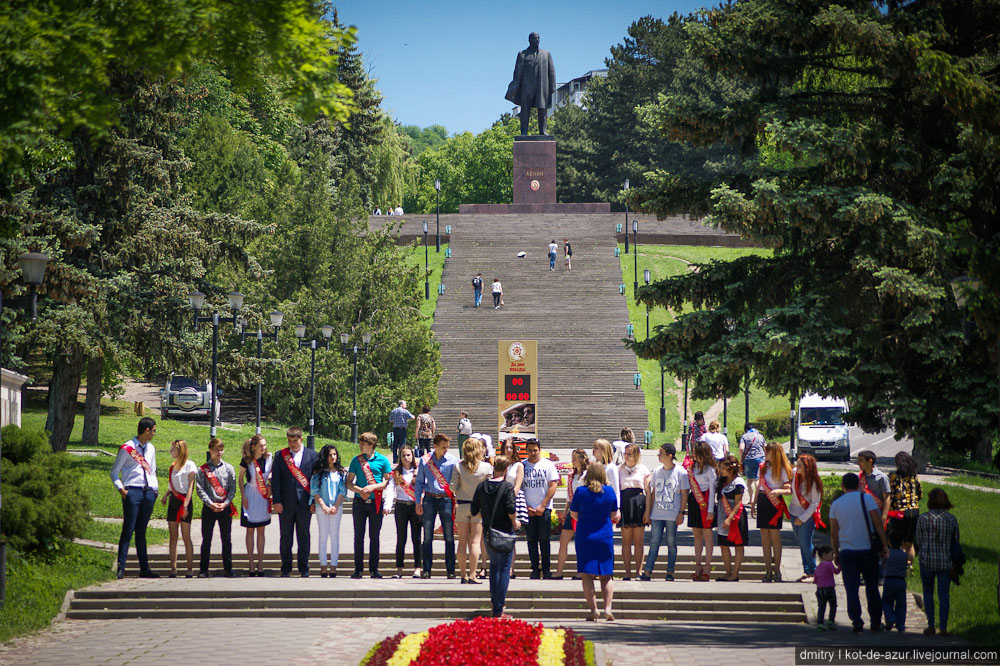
[359,616,595,666]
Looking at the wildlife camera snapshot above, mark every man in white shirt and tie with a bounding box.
[110,417,160,578]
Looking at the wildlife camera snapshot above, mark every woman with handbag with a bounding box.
[471,455,520,618]
[914,488,960,636]
[499,438,528,577]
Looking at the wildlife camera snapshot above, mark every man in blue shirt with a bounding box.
[347,431,392,578]
[388,400,415,464]
[109,417,159,579]
[414,433,458,578]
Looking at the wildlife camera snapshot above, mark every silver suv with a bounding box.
[159,375,219,420]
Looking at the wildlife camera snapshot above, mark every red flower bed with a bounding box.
[417,616,543,666]
[559,627,589,666]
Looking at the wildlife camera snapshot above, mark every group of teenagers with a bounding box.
[111,415,961,630]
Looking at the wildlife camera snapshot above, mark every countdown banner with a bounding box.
[498,340,538,445]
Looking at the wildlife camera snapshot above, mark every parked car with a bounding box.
[160,375,220,421]
[796,393,851,461]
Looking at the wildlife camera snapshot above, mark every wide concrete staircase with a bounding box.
[430,213,647,448]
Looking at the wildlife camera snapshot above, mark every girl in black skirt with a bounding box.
[161,439,197,578]
[752,441,792,582]
[715,455,749,581]
[685,441,717,580]
[618,444,651,580]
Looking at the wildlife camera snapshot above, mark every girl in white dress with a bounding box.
[238,435,272,576]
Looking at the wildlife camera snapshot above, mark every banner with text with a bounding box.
[498,340,538,446]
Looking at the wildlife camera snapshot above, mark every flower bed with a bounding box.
[359,616,596,666]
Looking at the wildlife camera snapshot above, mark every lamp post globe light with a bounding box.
[341,332,371,444]
[189,290,244,438]
[434,179,441,252]
[1,252,51,608]
[239,310,283,434]
[623,179,630,255]
[632,219,639,293]
[422,220,430,300]
[296,324,333,449]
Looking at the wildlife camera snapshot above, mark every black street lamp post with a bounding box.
[423,220,430,300]
[632,219,639,294]
[340,332,371,444]
[189,290,244,438]
[643,269,651,339]
[240,311,283,434]
[1,252,50,608]
[434,179,441,252]
[295,324,333,449]
[682,377,689,451]
[623,179,630,255]
[660,366,666,432]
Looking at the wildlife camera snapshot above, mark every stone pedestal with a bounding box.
[512,137,556,204]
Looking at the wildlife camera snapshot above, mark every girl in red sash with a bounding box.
[384,446,422,579]
[715,455,748,581]
[554,448,589,579]
[238,435,271,576]
[684,441,717,581]
[751,441,792,582]
[160,439,196,577]
[790,454,824,583]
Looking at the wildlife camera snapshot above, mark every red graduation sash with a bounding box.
[201,463,238,517]
[425,455,456,518]
[122,443,153,475]
[167,463,187,521]
[281,447,311,493]
[566,471,577,530]
[758,462,791,527]
[357,455,383,512]
[858,471,884,510]
[718,488,744,545]
[682,456,713,527]
[395,470,416,502]
[794,476,826,528]
[253,457,272,513]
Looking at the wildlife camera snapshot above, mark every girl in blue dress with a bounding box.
[570,462,621,621]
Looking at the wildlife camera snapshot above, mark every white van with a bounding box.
[797,393,850,461]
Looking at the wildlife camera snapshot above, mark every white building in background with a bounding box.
[511,68,608,117]
[1,368,29,428]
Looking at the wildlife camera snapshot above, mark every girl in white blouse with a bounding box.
[618,444,651,580]
[160,439,197,578]
[554,448,590,579]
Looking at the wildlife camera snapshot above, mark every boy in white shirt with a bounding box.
[641,443,689,580]
[521,441,559,578]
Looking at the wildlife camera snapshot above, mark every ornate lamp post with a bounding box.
[1,252,50,607]
[189,290,244,438]
[240,311,283,434]
[435,179,441,252]
[295,324,333,449]
[340,332,371,444]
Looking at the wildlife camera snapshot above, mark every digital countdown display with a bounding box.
[504,374,531,402]
[498,340,538,444]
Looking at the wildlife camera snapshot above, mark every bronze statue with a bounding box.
[505,32,555,136]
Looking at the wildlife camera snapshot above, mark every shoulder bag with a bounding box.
[860,491,882,553]
[485,485,516,553]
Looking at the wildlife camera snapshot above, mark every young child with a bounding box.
[814,545,840,630]
[882,532,909,632]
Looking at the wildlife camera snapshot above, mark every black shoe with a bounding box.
[460,577,469,584]
[530,571,541,580]
[885,622,894,631]
[420,572,431,579]
[371,571,383,579]
[116,569,125,580]
[224,570,234,578]
[351,571,363,579]
[871,623,883,633]
[301,571,310,578]
[542,572,555,580]
[852,625,863,634]
[467,577,482,585]
[447,572,457,579]
[280,572,291,578]
[139,570,160,579]
[197,572,209,578]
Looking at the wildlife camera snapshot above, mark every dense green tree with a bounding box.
[400,124,450,157]
[629,0,1000,466]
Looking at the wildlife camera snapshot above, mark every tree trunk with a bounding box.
[973,431,993,466]
[82,354,103,445]
[910,435,931,473]
[47,344,85,452]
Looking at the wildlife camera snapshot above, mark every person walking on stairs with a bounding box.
[548,239,558,270]
[347,432,392,579]
[471,272,484,308]
[492,277,503,309]
[564,238,572,270]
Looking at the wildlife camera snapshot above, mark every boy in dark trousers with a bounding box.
[882,532,909,631]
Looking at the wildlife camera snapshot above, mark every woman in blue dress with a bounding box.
[570,461,621,621]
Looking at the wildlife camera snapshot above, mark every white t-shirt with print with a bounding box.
[649,464,689,521]
[521,458,559,510]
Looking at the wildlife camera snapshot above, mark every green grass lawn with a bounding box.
[618,244,788,450]
[20,400,359,520]
[909,483,999,644]
[79,519,170,546]
[402,241,448,323]
[0,543,115,643]
[946,474,1000,490]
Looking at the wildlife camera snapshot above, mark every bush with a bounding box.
[1,452,90,552]
[751,411,791,441]
[1,424,48,464]
[817,474,845,532]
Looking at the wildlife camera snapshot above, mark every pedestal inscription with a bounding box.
[512,139,556,204]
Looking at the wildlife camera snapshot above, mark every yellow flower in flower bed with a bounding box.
[536,628,566,666]
[386,631,428,666]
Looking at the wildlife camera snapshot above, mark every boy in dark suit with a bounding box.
[271,426,319,577]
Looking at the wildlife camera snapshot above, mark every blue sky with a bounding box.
[335,1,709,135]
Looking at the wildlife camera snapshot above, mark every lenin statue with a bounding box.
[505,32,556,136]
